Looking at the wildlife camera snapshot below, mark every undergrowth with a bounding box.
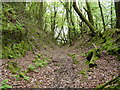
[86,29,120,68]
[85,29,120,89]
[2,3,30,59]
[0,79,12,90]
[2,41,31,59]
[5,53,52,82]
[67,53,79,64]
[33,53,52,68]
[6,60,21,74]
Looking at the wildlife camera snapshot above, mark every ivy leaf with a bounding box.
[1,79,8,85]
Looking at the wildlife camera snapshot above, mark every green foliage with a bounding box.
[67,53,79,64]
[86,29,120,68]
[0,79,12,90]
[101,38,120,60]
[100,29,120,60]
[2,3,26,45]
[35,62,45,67]
[22,53,51,74]
[1,3,30,59]
[12,73,30,81]
[25,53,51,74]
[27,64,36,72]
[2,41,30,59]
[79,70,88,78]
[33,53,51,68]
[37,53,43,58]
[24,64,36,73]
[79,70,86,75]
[6,60,21,74]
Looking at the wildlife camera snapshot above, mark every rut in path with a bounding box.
[40,47,87,88]
[1,46,119,88]
[39,47,94,88]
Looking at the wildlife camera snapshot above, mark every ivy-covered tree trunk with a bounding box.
[115,1,120,28]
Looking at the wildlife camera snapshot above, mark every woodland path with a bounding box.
[1,46,119,88]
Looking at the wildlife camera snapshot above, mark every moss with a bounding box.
[86,50,94,61]
[86,48,100,68]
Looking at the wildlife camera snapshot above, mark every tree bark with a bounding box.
[115,1,120,28]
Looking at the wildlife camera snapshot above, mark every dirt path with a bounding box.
[1,46,119,88]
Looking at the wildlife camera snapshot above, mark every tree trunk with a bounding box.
[111,1,113,28]
[69,2,77,39]
[85,0,94,26]
[115,1,120,28]
[98,0,106,31]
[60,0,77,45]
[51,2,57,40]
[39,2,44,31]
[73,0,96,35]
[65,2,72,45]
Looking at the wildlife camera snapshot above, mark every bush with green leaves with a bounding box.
[101,38,120,60]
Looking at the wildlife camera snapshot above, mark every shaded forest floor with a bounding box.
[1,44,119,88]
